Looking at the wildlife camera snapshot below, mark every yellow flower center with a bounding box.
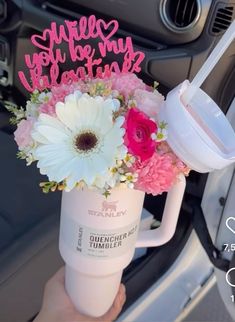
[157,132,164,140]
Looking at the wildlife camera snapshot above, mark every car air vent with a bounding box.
[211,5,234,35]
[160,0,201,32]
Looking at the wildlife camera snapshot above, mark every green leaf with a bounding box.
[39,181,59,193]
[159,121,168,130]
[153,81,159,90]
[103,190,111,198]
[17,151,27,159]
[4,101,26,124]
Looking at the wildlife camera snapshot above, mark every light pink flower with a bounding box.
[111,73,146,99]
[134,89,164,118]
[39,103,56,116]
[132,149,189,195]
[14,118,34,149]
[124,108,157,161]
[39,83,79,115]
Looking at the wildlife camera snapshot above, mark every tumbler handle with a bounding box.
[136,174,186,248]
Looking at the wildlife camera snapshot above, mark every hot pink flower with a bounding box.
[124,108,157,161]
[14,118,34,149]
[112,73,146,99]
[134,89,164,118]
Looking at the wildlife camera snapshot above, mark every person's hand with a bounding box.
[33,267,126,322]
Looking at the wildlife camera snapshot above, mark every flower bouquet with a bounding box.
[7,15,189,317]
[13,73,188,195]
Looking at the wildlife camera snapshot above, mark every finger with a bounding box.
[98,284,126,322]
[53,266,65,283]
[45,266,65,289]
[113,284,126,311]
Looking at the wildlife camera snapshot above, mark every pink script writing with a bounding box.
[18,15,145,92]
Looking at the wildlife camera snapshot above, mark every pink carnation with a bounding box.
[132,150,188,195]
[14,118,34,149]
[111,73,146,99]
[124,108,157,161]
[39,83,79,115]
[134,89,164,118]
[39,102,56,115]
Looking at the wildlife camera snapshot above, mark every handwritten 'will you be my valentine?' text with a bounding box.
[18,15,145,92]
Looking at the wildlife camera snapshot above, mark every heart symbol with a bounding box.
[31,29,51,51]
[96,19,119,41]
[226,217,235,234]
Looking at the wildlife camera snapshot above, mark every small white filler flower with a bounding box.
[32,91,125,190]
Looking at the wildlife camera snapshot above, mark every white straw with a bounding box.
[183,19,235,104]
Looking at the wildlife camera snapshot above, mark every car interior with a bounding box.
[0,1,235,321]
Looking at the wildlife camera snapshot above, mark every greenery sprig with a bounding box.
[5,101,26,125]
[39,181,66,193]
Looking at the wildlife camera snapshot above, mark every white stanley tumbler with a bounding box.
[59,174,186,317]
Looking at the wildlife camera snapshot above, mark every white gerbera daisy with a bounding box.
[32,91,125,191]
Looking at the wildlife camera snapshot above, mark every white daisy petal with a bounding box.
[93,175,106,189]
[84,158,97,185]
[64,90,82,104]
[66,175,77,191]
[112,99,120,111]
[117,146,128,159]
[79,99,101,127]
[31,130,50,144]
[38,113,68,132]
[36,125,70,143]
[115,116,125,127]
[92,153,108,173]
[104,128,123,146]
[34,143,70,157]
[56,101,79,131]
[103,98,120,112]
[57,158,80,182]
[37,152,72,168]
